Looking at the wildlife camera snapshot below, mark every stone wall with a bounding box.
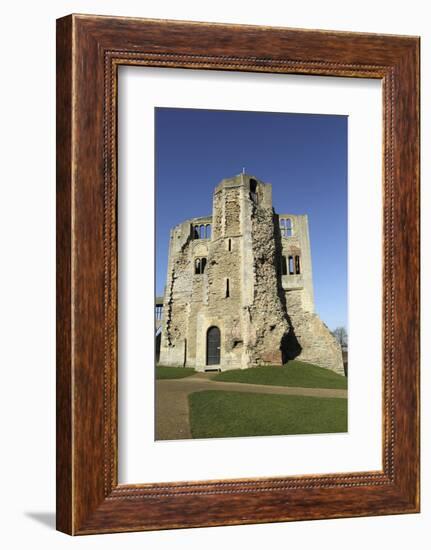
[205,184,245,370]
[248,202,290,365]
[159,221,192,366]
[284,290,345,375]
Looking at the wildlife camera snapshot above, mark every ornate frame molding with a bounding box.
[57,15,419,534]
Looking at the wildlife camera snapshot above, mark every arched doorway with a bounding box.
[206,326,221,366]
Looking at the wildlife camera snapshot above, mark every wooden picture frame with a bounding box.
[56,14,420,535]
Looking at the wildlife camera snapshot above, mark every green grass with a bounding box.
[189,390,347,438]
[213,361,347,389]
[156,366,196,379]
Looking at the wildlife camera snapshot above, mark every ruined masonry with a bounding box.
[158,174,344,375]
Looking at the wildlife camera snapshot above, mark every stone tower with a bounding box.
[158,174,344,375]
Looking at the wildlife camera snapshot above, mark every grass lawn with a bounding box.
[156,366,196,379]
[189,390,347,438]
[213,361,347,389]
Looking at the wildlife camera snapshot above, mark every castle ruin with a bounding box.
[158,174,344,375]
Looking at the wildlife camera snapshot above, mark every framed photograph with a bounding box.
[56,14,420,534]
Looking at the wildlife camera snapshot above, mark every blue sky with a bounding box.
[155,107,347,331]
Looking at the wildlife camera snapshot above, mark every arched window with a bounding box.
[286,218,293,237]
[280,218,293,237]
[281,255,287,276]
[193,225,200,239]
[155,304,163,320]
[295,255,301,274]
[205,224,211,239]
[249,178,258,204]
[199,224,205,239]
[288,256,294,275]
[194,257,207,275]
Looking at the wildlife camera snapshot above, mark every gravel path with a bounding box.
[155,373,347,441]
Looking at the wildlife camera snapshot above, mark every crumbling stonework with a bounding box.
[158,174,344,375]
[248,199,290,365]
